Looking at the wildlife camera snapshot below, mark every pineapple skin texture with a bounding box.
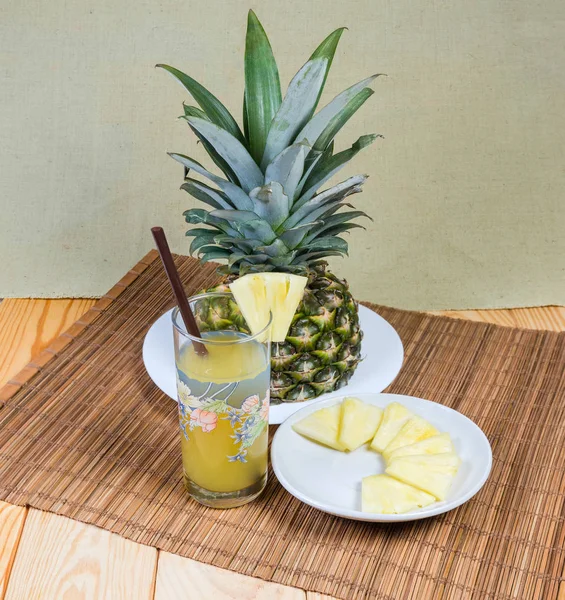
[201,263,362,404]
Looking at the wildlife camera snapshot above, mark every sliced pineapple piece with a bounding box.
[386,452,461,500]
[362,474,436,514]
[338,397,383,451]
[385,432,454,464]
[229,272,307,342]
[382,416,439,460]
[261,272,308,342]
[370,402,413,453]
[292,404,346,451]
[228,274,268,335]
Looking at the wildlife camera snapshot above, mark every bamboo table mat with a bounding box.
[1,251,565,600]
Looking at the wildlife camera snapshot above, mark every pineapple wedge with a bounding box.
[338,397,383,451]
[386,453,461,500]
[229,273,307,342]
[362,474,436,514]
[382,416,439,460]
[370,402,413,453]
[385,432,454,464]
[292,404,346,451]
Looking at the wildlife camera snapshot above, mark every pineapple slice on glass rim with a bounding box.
[229,272,308,343]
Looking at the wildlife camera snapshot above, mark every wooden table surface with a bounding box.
[0,298,563,600]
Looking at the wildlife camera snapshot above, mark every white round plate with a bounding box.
[142,306,404,424]
[271,393,492,522]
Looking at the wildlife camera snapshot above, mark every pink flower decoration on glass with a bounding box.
[260,396,269,421]
[241,395,260,413]
[190,408,218,433]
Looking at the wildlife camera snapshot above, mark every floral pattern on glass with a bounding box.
[177,375,269,462]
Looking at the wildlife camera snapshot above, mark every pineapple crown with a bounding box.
[157,10,381,275]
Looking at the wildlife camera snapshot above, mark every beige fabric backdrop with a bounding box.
[1,0,563,309]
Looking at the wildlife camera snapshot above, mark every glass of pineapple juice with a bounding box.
[172,292,271,508]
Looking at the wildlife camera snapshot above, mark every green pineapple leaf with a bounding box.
[196,244,228,256]
[279,222,322,249]
[210,210,277,244]
[317,210,371,230]
[309,27,347,112]
[256,238,291,257]
[300,235,349,254]
[190,234,217,255]
[249,182,290,229]
[264,143,308,202]
[244,10,282,164]
[270,255,298,268]
[313,88,374,153]
[157,64,245,143]
[293,144,330,201]
[298,135,379,206]
[240,254,274,264]
[200,249,233,263]
[261,58,328,170]
[228,251,249,267]
[292,250,345,264]
[170,153,253,210]
[183,208,240,237]
[283,175,367,229]
[284,198,350,231]
[304,222,366,244]
[186,124,240,184]
[242,93,250,140]
[293,142,336,209]
[185,227,217,238]
[214,235,264,250]
[296,75,379,148]
[181,179,234,210]
[181,104,210,120]
[185,117,263,193]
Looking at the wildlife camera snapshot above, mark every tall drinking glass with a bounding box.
[173,292,272,508]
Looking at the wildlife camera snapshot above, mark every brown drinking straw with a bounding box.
[151,227,208,356]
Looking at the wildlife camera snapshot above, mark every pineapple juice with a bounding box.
[175,331,270,506]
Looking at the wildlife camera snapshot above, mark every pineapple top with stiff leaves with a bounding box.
[157,10,380,276]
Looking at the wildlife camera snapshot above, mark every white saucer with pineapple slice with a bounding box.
[143,12,405,423]
[271,393,492,522]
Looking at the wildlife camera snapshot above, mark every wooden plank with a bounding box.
[0,299,96,387]
[155,551,306,600]
[0,502,27,600]
[4,509,157,600]
[430,305,565,332]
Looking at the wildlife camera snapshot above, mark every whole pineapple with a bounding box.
[158,11,380,403]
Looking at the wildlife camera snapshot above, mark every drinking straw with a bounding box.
[151,227,208,356]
